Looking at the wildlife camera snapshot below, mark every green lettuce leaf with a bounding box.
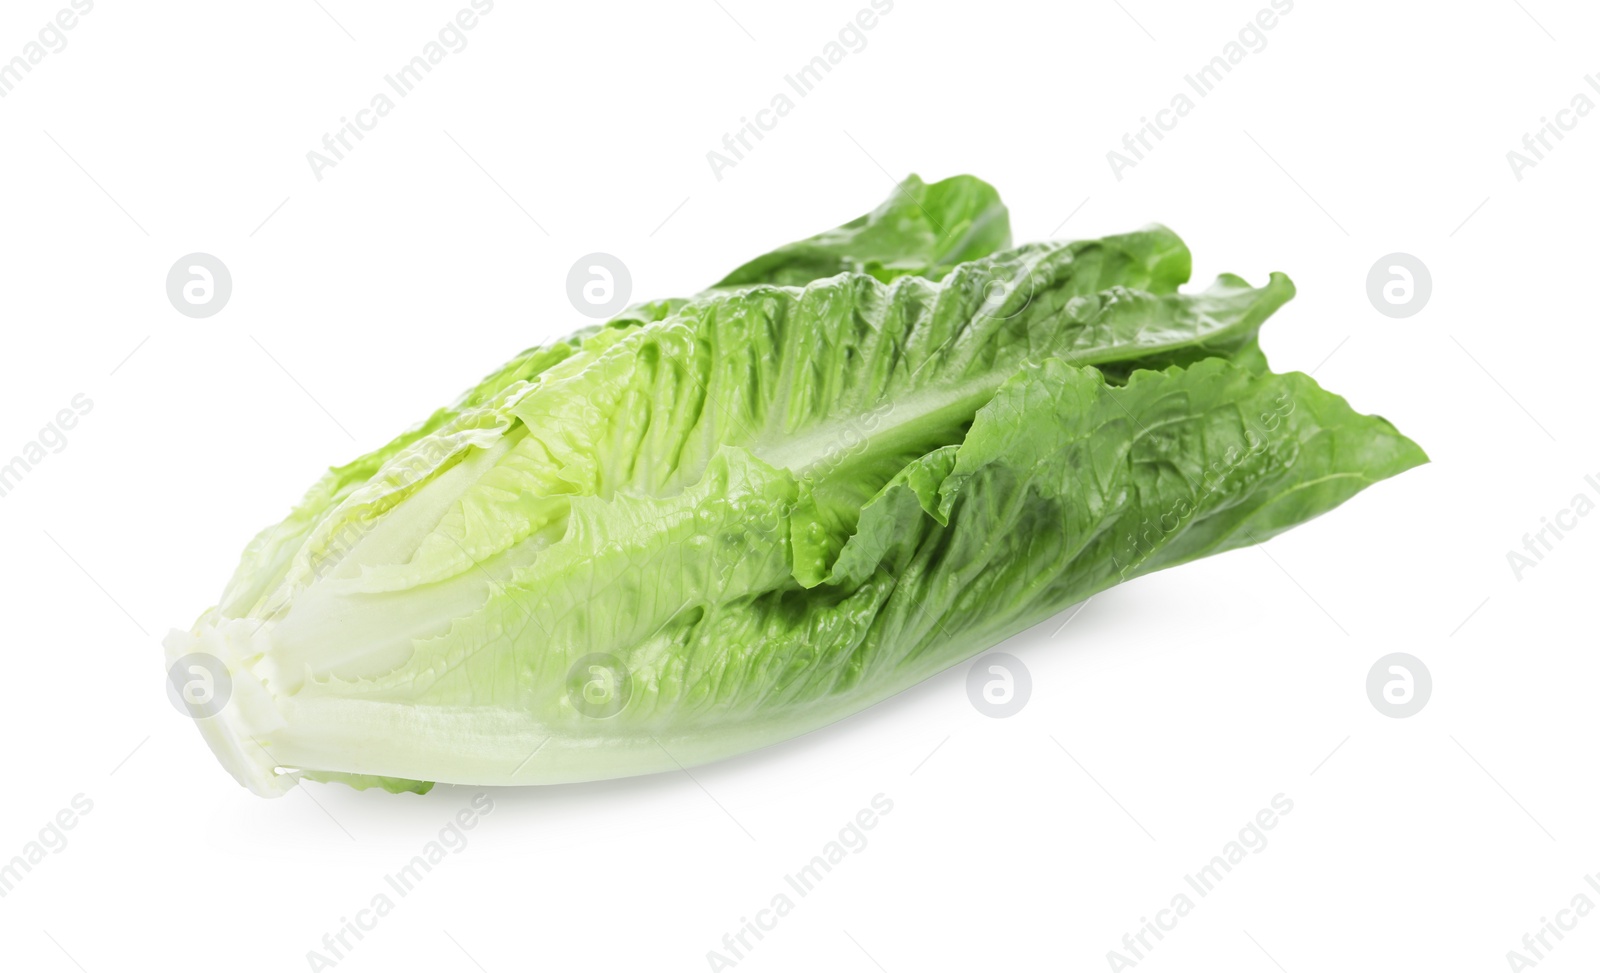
[716,173,1013,287]
[164,175,1422,797]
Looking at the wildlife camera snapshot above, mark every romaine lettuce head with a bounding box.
[165,176,1424,796]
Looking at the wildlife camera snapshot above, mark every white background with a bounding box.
[1,1,1596,970]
